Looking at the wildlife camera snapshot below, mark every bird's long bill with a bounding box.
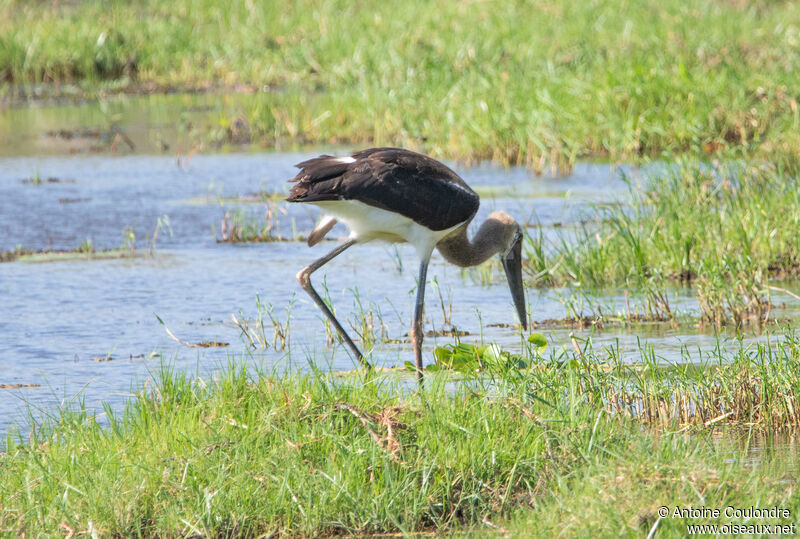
[502,236,527,331]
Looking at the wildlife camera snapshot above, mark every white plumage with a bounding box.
[312,200,466,259]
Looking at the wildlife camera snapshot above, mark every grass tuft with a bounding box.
[525,160,800,325]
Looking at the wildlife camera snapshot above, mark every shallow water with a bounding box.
[2,94,800,441]
[0,92,259,157]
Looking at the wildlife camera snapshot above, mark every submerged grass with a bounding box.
[2,216,171,262]
[3,0,800,165]
[217,205,301,243]
[2,330,800,536]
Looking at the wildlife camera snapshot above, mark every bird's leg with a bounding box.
[296,239,371,370]
[410,257,430,385]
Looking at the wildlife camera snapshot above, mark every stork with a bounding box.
[287,147,527,382]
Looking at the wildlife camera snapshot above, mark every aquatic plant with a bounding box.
[218,200,302,243]
[526,161,800,325]
[418,334,548,375]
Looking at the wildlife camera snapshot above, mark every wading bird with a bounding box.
[287,147,527,381]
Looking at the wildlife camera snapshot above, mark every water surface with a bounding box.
[2,94,799,440]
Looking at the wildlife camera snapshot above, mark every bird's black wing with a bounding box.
[287,148,479,231]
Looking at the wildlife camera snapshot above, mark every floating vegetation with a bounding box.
[86,353,157,362]
[58,197,91,204]
[184,191,285,206]
[0,384,41,389]
[210,114,251,146]
[19,175,75,185]
[528,314,675,331]
[0,245,135,264]
[195,341,229,348]
[2,215,170,263]
[155,315,229,349]
[411,334,548,374]
[424,327,471,338]
[217,201,303,243]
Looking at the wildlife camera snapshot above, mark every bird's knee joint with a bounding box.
[410,323,424,346]
[296,267,311,288]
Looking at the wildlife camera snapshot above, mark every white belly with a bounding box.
[312,200,464,259]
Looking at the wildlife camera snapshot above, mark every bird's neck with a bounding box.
[435,221,503,268]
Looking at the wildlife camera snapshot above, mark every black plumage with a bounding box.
[287,147,479,231]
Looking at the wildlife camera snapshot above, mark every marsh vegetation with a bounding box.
[2,0,800,536]
[2,337,799,536]
[3,0,800,167]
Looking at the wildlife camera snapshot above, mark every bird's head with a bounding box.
[488,211,528,331]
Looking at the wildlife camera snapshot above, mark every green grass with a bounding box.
[0,244,135,263]
[504,427,798,536]
[2,332,799,536]
[217,201,304,243]
[3,0,800,165]
[4,2,800,535]
[524,159,800,325]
